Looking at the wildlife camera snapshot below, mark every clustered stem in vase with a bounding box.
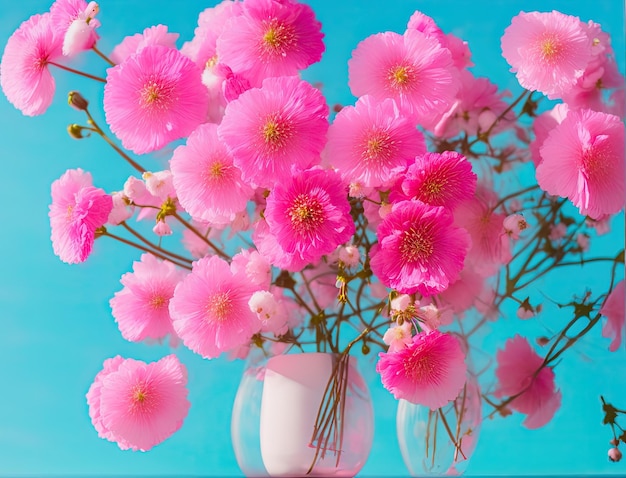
[2,0,625,475]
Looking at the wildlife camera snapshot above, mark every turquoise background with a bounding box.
[0,0,625,476]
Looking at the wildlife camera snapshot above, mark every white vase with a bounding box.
[232,351,374,477]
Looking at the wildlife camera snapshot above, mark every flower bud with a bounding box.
[67,123,86,139]
[608,447,622,462]
[68,91,89,111]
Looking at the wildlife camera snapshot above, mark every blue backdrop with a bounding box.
[0,0,624,476]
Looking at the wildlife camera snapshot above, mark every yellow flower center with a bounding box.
[206,291,232,322]
[400,226,434,263]
[287,193,324,235]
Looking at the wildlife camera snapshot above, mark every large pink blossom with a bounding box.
[1,13,63,116]
[495,335,562,429]
[170,123,253,224]
[103,45,209,155]
[86,354,190,451]
[216,0,324,86]
[601,280,625,352]
[252,219,309,272]
[49,168,113,264]
[324,95,426,188]
[398,151,477,211]
[377,330,467,410]
[218,76,328,188]
[169,255,262,358]
[110,254,186,343]
[370,199,470,296]
[264,168,355,263]
[348,29,458,124]
[501,11,593,99]
[536,108,625,219]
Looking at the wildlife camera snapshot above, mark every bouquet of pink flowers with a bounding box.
[2,0,624,474]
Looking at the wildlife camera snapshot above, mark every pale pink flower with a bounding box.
[252,219,309,272]
[430,70,511,138]
[123,176,162,222]
[170,123,253,224]
[50,0,100,56]
[181,0,242,67]
[503,213,528,240]
[216,0,324,86]
[370,200,470,296]
[438,267,486,314]
[399,151,477,211]
[454,184,511,278]
[143,170,175,202]
[383,322,413,353]
[169,255,262,358]
[1,13,63,116]
[416,303,453,331]
[530,103,569,166]
[107,191,134,226]
[248,290,289,335]
[576,233,590,252]
[110,254,186,343]
[230,248,272,290]
[300,262,339,310]
[495,335,562,428]
[325,95,425,188]
[338,244,361,268]
[536,108,625,219]
[152,220,173,237]
[348,29,458,123]
[103,45,209,155]
[501,11,593,99]
[86,354,190,451]
[49,168,112,264]
[56,1,100,56]
[405,11,446,45]
[377,330,467,409]
[218,76,328,188]
[548,222,567,242]
[110,25,179,64]
[601,280,625,352]
[264,168,355,264]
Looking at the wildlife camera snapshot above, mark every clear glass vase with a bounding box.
[231,350,374,477]
[397,373,482,476]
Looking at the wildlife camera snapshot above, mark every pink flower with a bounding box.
[501,11,593,99]
[495,336,562,429]
[1,13,63,116]
[181,0,242,67]
[230,249,272,290]
[398,151,477,211]
[49,168,112,264]
[530,103,569,166]
[252,220,309,272]
[324,95,426,188]
[348,29,458,124]
[382,322,413,353]
[264,168,355,264]
[169,255,262,359]
[454,184,511,277]
[50,0,100,57]
[601,280,625,352]
[377,330,467,410]
[218,76,328,188]
[170,123,253,224]
[103,45,209,155]
[86,354,190,451]
[370,200,470,296]
[110,254,186,343]
[110,25,179,64]
[536,108,625,219]
[216,0,324,86]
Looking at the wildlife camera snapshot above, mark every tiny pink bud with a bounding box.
[608,447,622,462]
[610,438,619,446]
[153,220,172,236]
